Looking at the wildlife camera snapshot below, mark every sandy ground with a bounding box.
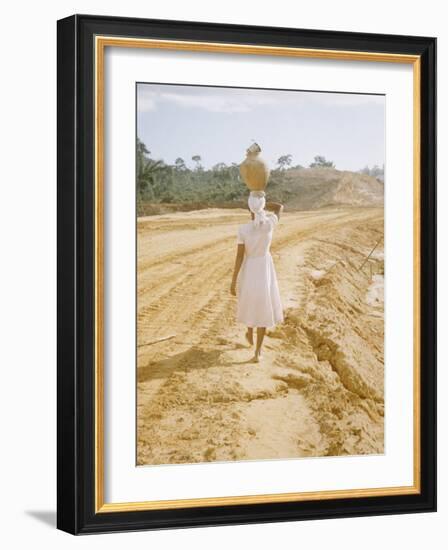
[137,207,384,466]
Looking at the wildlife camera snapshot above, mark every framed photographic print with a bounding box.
[57,14,436,534]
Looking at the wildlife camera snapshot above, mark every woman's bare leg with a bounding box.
[254,328,266,361]
[245,327,254,346]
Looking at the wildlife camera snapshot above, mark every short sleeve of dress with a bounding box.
[236,226,245,245]
[268,212,279,226]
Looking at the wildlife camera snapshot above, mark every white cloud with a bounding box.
[160,91,277,112]
[137,84,384,114]
[138,86,278,113]
[313,93,384,107]
[138,95,157,112]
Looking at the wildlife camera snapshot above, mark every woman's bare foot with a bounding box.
[245,329,254,346]
[251,350,262,363]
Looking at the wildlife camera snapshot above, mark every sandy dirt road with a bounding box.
[137,207,384,465]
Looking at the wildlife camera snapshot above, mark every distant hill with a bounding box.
[267,168,384,210]
[137,166,384,216]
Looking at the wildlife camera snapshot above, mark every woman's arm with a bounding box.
[265,201,284,220]
[230,244,245,296]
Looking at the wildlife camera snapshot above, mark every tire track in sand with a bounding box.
[137,207,384,465]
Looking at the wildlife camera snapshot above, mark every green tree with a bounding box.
[309,155,335,168]
[174,157,187,171]
[212,162,228,172]
[277,154,292,170]
[359,164,384,182]
[192,155,203,171]
[136,137,168,198]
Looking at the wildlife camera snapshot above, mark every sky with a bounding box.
[137,83,385,172]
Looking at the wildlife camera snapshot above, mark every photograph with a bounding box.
[53,10,436,536]
[0,0,442,542]
[136,82,386,466]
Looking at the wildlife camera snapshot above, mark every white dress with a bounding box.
[236,212,284,328]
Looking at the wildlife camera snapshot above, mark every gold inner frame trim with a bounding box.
[94,35,421,514]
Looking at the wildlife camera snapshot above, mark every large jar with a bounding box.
[239,143,270,191]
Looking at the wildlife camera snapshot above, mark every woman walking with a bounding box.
[230,191,284,362]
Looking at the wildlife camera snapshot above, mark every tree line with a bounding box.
[137,137,383,204]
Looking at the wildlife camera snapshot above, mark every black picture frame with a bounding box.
[57,14,436,535]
